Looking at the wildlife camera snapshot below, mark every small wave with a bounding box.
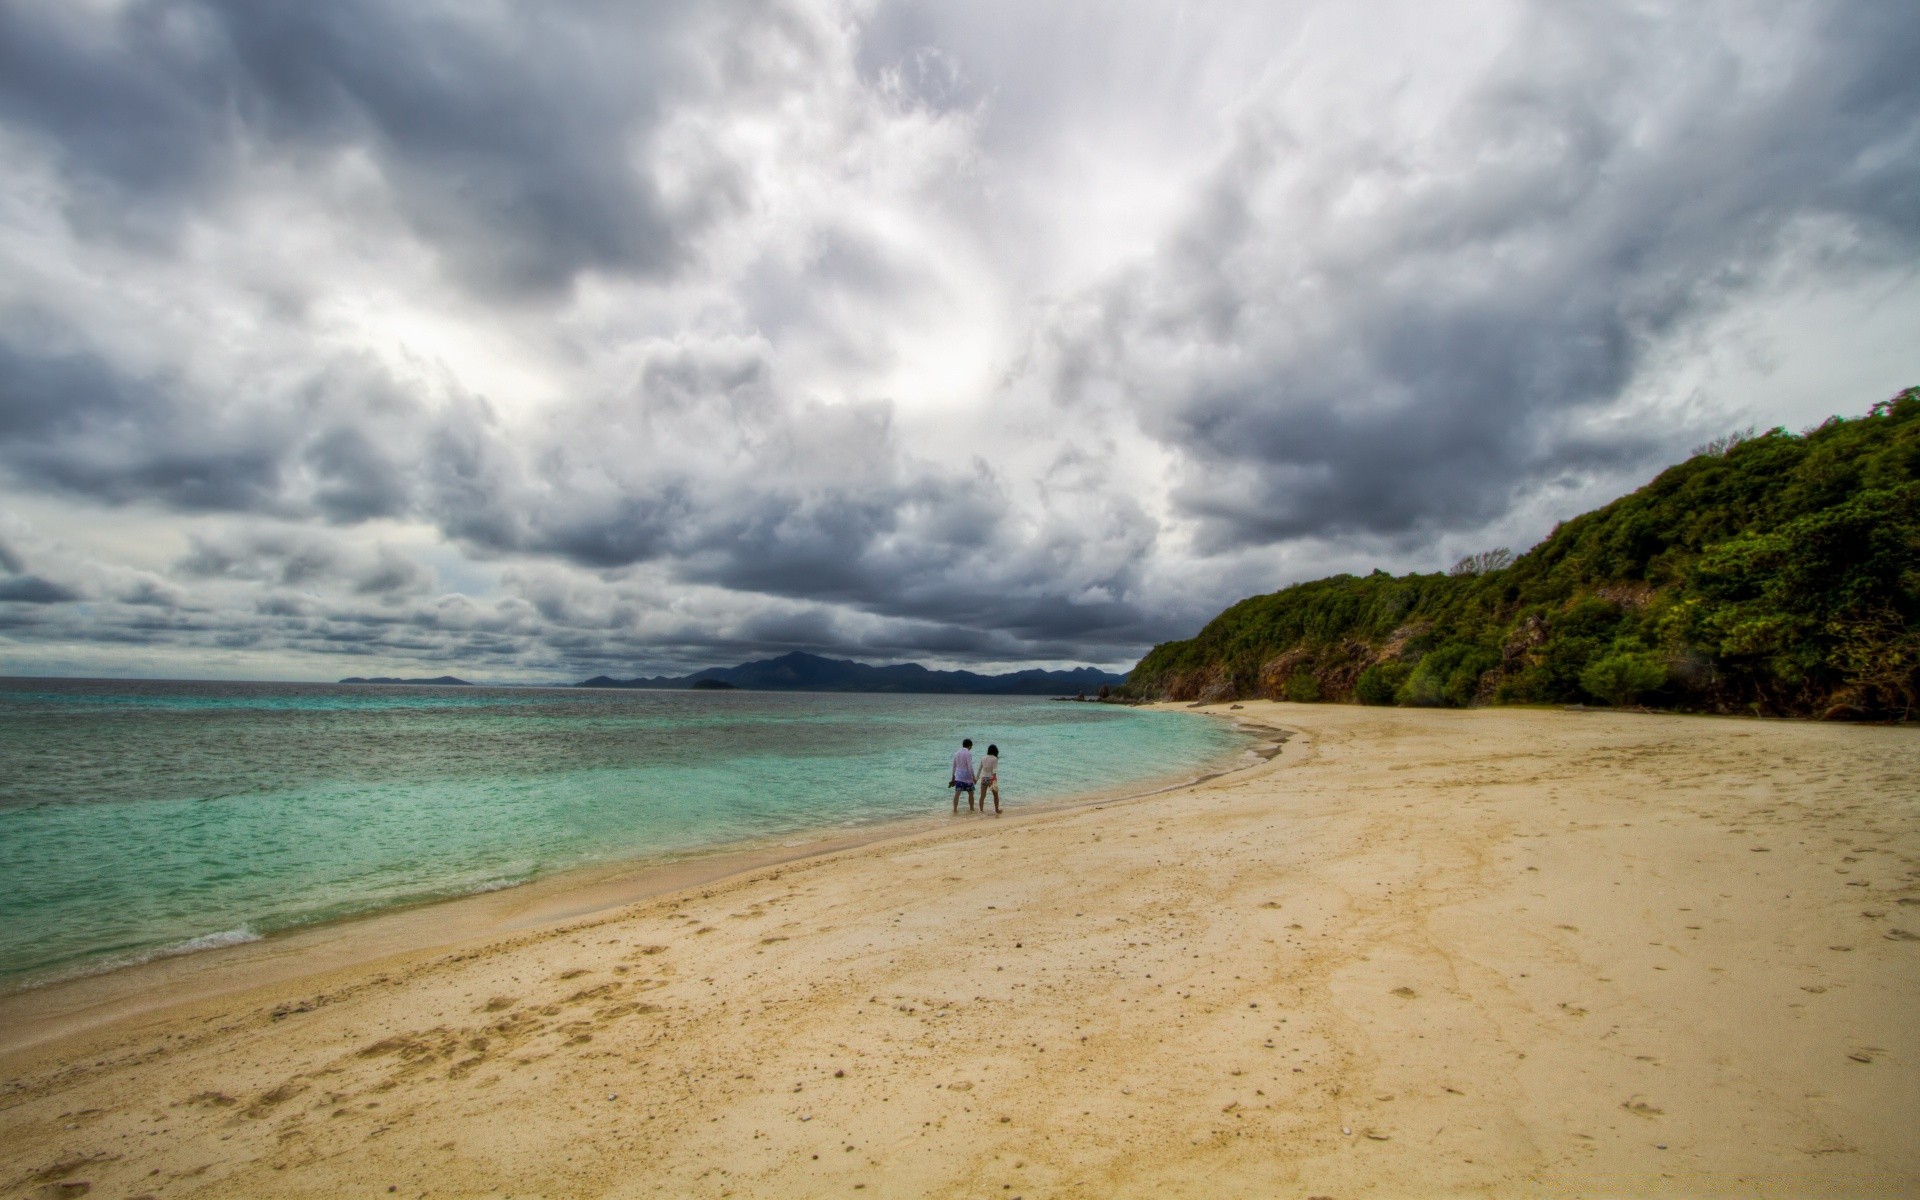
[462,875,526,894]
[146,925,263,960]
[92,925,264,974]
[7,924,264,993]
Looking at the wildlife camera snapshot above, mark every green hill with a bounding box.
[1123,388,1920,720]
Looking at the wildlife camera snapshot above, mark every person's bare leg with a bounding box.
[989,781,1000,814]
[952,785,960,814]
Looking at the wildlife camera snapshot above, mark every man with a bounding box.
[950,737,976,813]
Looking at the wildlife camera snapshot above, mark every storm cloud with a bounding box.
[0,0,724,291]
[0,0,1915,681]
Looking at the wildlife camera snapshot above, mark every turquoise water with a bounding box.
[0,679,1251,986]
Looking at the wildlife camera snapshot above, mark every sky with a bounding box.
[0,0,1916,682]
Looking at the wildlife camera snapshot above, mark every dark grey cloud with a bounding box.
[0,318,1125,659]
[177,531,339,585]
[118,579,184,608]
[0,0,732,295]
[302,426,412,525]
[0,323,448,517]
[390,340,1158,655]
[174,530,432,601]
[0,333,281,513]
[0,531,82,604]
[0,575,79,603]
[1086,2,1920,553]
[1158,296,1659,548]
[349,548,430,598]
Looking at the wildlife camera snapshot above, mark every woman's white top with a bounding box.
[980,753,998,781]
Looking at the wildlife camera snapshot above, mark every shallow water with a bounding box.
[0,679,1250,985]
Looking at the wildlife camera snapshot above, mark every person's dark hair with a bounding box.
[987,744,998,756]
[962,738,972,748]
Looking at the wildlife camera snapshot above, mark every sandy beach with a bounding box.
[2,703,1915,1198]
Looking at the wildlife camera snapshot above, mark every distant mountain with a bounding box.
[339,675,473,686]
[577,651,1126,696]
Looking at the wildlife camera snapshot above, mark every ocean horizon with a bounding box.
[0,678,1252,989]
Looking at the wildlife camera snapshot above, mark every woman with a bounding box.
[978,744,1000,815]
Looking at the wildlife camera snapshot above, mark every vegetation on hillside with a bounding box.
[1123,389,1920,720]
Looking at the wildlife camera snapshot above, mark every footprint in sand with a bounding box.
[565,982,623,1004]
[243,1079,310,1118]
[448,1054,488,1079]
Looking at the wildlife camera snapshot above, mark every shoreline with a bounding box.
[0,713,1283,1059]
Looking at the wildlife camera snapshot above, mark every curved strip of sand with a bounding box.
[1,703,1914,1198]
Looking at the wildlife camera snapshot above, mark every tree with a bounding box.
[1449,547,1513,576]
[1690,426,1756,458]
[1579,652,1668,707]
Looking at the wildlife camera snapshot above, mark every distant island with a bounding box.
[577,650,1125,696]
[339,676,473,686]
[1123,389,1919,721]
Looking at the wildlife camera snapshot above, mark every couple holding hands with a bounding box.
[948,738,1000,815]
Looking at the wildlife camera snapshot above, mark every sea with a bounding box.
[0,678,1253,989]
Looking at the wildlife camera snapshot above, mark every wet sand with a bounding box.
[1,703,1914,1197]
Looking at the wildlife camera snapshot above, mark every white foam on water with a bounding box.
[146,925,263,960]
[467,875,530,895]
[7,924,265,993]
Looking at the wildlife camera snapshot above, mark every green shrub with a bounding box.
[1354,662,1408,705]
[1283,671,1321,703]
[1401,643,1499,707]
[1492,667,1548,704]
[1579,651,1668,706]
